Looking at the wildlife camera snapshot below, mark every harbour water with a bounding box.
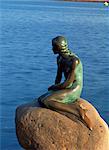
[0,0,109,149]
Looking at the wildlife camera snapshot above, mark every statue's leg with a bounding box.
[39,89,94,130]
[38,91,52,106]
[39,89,71,105]
[43,98,74,112]
[43,98,94,130]
[38,91,52,100]
[39,84,81,106]
[40,88,78,108]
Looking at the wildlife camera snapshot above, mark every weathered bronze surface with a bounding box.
[38,36,83,105]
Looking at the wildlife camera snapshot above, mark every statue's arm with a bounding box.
[53,57,79,90]
[55,64,62,84]
[48,56,62,91]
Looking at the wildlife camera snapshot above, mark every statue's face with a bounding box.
[52,45,60,54]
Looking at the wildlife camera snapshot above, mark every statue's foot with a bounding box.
[79,105,93,130]
[78,99,100,131]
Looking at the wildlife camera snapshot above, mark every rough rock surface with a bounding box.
[15,98,109,150]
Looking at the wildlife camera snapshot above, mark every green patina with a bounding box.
[61,58,83,103]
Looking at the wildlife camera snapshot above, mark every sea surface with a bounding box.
[0,0,109,149]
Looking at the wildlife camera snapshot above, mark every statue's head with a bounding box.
[52,36,68,54]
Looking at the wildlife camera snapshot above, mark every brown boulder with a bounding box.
[15,99,109,150]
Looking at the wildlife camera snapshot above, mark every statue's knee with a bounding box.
[45,100,58,109]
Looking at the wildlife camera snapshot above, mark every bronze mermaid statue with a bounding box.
[38,36,93,130]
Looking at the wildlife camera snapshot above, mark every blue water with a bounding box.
[0,0,109,149]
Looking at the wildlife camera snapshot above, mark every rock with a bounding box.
[15,98,109,150]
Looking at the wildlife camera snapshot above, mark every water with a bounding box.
[0,0,109,149]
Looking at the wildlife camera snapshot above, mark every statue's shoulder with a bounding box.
[70,53,80,65]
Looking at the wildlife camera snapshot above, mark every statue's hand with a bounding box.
[48,85,57,91]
